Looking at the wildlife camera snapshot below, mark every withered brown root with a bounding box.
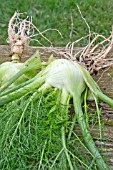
[66,30,113,75]
[7,12,63,62]
[40,30,113,76]
[7,12,33,59]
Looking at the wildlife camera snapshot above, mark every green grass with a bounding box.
[0,0,113,46]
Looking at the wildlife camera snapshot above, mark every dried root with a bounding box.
[7,12,63,61]
[38,30,113,78]
[7,12,34,59]
[69,30,113,75]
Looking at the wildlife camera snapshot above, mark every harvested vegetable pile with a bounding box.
[0,12,113,170]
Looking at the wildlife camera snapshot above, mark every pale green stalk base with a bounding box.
[0,77,45,106]
[73,94,110,170]
[0,75,38,97]
[80,65,113,108]
[30,82,52,102]
[60,88,74,170]
[61,126,74,170]
[96,90,113,108]
[0,52,42,93]
[68,115,77,140]
[0,67,28,93]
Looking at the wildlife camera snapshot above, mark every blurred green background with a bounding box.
[0,0,113,46]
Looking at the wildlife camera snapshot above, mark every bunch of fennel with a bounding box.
[0,57,113,170]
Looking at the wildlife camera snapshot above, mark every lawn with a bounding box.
[0,0,113,46]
